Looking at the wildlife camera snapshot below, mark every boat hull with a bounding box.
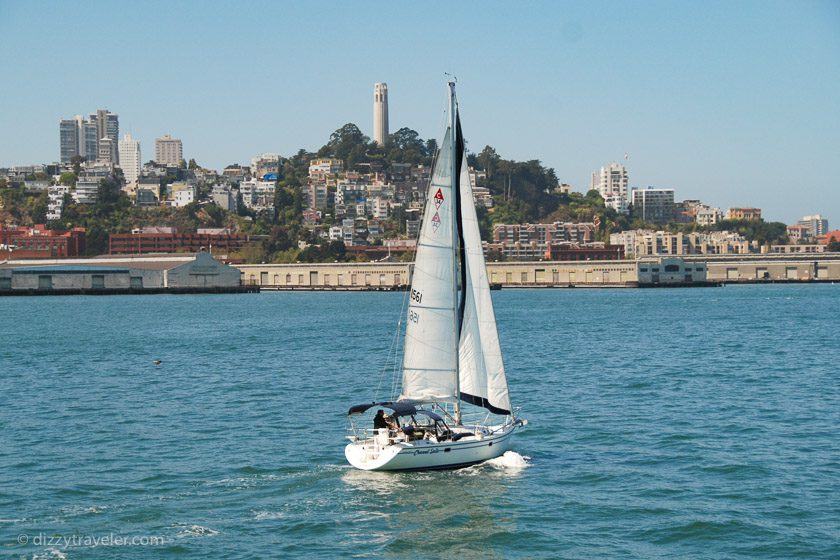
[345,423,518,471]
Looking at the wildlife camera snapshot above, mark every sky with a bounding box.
[0,0,838,224]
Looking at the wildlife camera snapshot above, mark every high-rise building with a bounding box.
[798,214,829,237]
[97,138,115,165]
[59,110,118,164]
[373,82,389,146]
[632,188,675,225]
[91,109,119,164]
[118,134,141,188]
[155,134,183,166]
[591,163,629,214]
[81,120,98,162]
[59,119,80,164]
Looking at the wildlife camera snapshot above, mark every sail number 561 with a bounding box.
[410,289,423,304]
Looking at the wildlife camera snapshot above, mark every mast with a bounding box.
[449,80,462,425]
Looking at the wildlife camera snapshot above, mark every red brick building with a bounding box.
[0,225,86,258]
[108,232,250,254]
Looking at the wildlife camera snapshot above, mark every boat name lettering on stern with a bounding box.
[412,448,440,456]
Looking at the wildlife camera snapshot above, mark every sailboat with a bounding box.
[345,82,526,471]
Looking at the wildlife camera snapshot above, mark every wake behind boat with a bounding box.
[345,82,526,471]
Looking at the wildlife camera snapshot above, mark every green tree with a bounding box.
[70,155,85,175]
[318,123,372,169]
[59,172,77,186]
[477,145,500,181]
[712,219,788,245]
[85,223,109,255]
[387,128,429,165]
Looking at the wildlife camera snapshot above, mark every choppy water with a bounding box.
[1,285,839,559]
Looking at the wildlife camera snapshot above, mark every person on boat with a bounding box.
[373,410,389,431]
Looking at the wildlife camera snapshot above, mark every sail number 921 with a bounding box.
[410,289,423,304]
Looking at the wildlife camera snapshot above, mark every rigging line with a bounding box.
[390,286,409,399]
[374,286,410,401]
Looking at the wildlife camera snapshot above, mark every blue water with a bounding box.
[1,286,839,559]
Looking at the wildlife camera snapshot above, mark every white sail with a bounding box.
[400,128,458,402]
[456,150,512,414]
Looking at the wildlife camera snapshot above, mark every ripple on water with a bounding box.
[2,288,839,559]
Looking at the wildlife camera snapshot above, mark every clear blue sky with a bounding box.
[1,0,838,224]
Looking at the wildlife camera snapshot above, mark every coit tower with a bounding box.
[373,82,389,146]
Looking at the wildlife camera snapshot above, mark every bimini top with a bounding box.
[347,401,418,417]
[346,401,445,422]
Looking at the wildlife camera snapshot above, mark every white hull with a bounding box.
[345,423,519,471]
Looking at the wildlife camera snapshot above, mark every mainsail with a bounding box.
[400,98,512,417]
[400,128,458,402]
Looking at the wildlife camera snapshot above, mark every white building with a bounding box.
[591,162,629,214]
[239,178,275,214]
[798,214,829,237]
[695,205,723,226]
[308,158,343,178]
[373,82,389,146]
[46,185,70,221]
[169,182,196,207]
[329,226,343,241]
[370,197,390,219]
[73,178,100,204]
[155,134,183,166]
[118,133,141,190]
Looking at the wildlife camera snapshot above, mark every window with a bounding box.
[91,274,105,289]
[664,264,679,272]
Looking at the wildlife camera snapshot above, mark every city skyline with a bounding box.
[1,0,838,224]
